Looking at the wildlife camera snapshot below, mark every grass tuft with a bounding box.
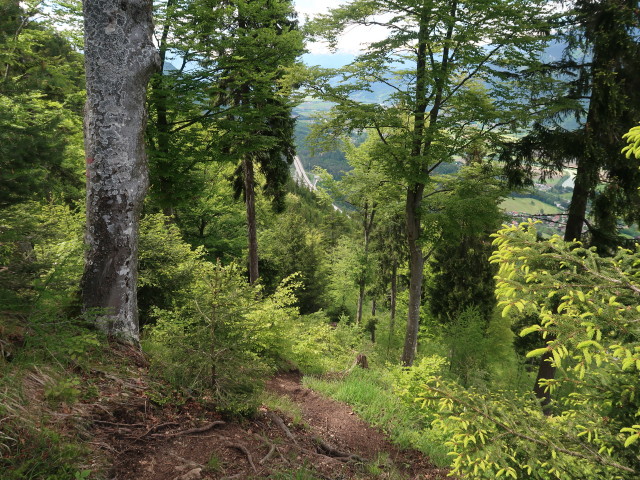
[259,391,306,427]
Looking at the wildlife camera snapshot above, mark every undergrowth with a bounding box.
[0,317,113,479]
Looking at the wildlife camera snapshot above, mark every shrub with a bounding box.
[405,222,640,479]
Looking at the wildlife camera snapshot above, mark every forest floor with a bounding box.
[82,353,448,480]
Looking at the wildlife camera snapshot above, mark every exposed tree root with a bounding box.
[152,421,225,438]
[93,420,146,428]
[259,442,277,465]
[137,421,180,439]
[226,442,258,473]
[266,411,297,444]
[313,437,365,463]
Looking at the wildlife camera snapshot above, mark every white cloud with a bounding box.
[293,0,390,55]
[294,0,343,18]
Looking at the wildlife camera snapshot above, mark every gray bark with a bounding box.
[81,0,159,344]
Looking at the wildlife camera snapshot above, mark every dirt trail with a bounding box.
[97,371,448,479]
[266,372,448,479]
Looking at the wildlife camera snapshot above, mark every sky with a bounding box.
[292,0,388,60]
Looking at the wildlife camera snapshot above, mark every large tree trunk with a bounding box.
[81,0,159,344]
[243,155,259,284]
[401,184,425,366]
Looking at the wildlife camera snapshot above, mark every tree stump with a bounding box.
[355,354,369,369]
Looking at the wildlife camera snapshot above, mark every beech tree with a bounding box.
[81,0,159,343]
[306,0,551,365]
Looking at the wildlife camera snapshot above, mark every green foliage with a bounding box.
[267,465,322,480]
[0,416,86,480]
[1,362,99,480]
[259,193,330,313]
[315,136,406,325]
[442,307,489,387]
[0,201,83,316]
[325,236,362,319]
[622,124,640,159]
[147,0,304,234]
[138,213,208,324]
[405,222,640,478]
[205,454,223,473]
[0,1,84,207]
[44,376,81,406]
[171,164,247,263]
[143,247,353,414]
[426,164,507,326]
[144,261,266,416]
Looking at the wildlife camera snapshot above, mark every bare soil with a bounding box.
[88,368,449,480]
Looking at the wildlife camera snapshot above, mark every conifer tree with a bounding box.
[500,0,640,409]
[0,0,84,206]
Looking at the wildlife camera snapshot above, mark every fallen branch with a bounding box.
[226,443,258,473]
[152,421,225,438]
[267,411,297,444]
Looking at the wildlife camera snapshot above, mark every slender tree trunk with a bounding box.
[81,0,159,344]
[401,7,431,367]
[371,298,376,316]
[243,155,259,284]
[152,0,172,218]
[356,281,365,325]
[402,184,425,366]
[356,201,375,325]
[533,350,555,411]
[387,260,398,357]
[390,259,397,332]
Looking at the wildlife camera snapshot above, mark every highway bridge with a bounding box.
[292,155,316,191]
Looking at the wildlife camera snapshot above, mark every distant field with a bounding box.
[294,100,335,115]
[501,197,562,215]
